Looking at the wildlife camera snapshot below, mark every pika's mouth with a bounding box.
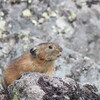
[57,52,62,57]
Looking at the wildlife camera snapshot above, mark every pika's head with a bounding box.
[30,43,62,61]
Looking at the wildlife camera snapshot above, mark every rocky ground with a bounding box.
[1,73,100,100]
[0,0,100,98]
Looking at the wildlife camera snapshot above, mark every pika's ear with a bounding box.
[30,48,37,56]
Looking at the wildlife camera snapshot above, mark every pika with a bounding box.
[2,43,62,89]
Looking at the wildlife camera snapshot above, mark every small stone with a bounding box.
[21,0,27,1]
[82,2,87,6]
[52,26,57,33]
[42,12,49,19]
[28,0,32,4]
[23,45,28,51]
[38,18,44,24]
[62,27,68,33]
[47,7,57,17]
[0,33,3,39]
[31,19,38,26]
[68,11,77,23]
[22,37,28,41]
[47,7,51,12]
[10,0,20,4]
[0,68,2,75]
[0,51,3,57]
[56,17,67,30]
[8,22,13,28]
[0,20,6,31]
[2,31,9,35]
[22,9,32,18]
[75,1,82,9]
[2,34,7,38]
[2,47,10,54]
[0,11,5,17]
[49,11,57,17]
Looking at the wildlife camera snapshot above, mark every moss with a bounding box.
[13,94,18,100]
[13,88,18,100]
[68,11,77,20]
[22,37,28,41]
[22,9,32,17]
[23,45,28,51]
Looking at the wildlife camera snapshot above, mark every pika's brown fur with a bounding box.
[2,43,62,89]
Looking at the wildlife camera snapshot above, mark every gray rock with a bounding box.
[4,73,99,100]
[0,0,100,64]
[54,48,100,90]
[0,0,100,96]
[0,94,7,100]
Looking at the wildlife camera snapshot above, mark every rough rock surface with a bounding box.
[1,72,100,100]
[0,0,100,96]
[54,48,100,90]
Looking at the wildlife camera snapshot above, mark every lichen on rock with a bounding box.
[4,72,99,100]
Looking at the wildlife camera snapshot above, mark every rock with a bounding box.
[56,17,67,30]
[86,0,100,7]
[31,19,38,26]
[54,48,100,90]
[0,20,6,31]
[29,0,48,16]
[28,0,32,4]
[38,18,45,24]
[41,12,49,19]
[21,9,32,18]
[0,68,2,75]
[0,94,7,100]
[67,10,77,23]
[0,0,100,96]
[10,0,21,4]
[0,0,100,64]
[0,73,98,100]
[0,11,5,17]
[49,11,57,18]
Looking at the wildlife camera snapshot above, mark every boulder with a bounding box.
[0,72,99,100]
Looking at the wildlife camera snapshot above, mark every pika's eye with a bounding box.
[48,46,53,49]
